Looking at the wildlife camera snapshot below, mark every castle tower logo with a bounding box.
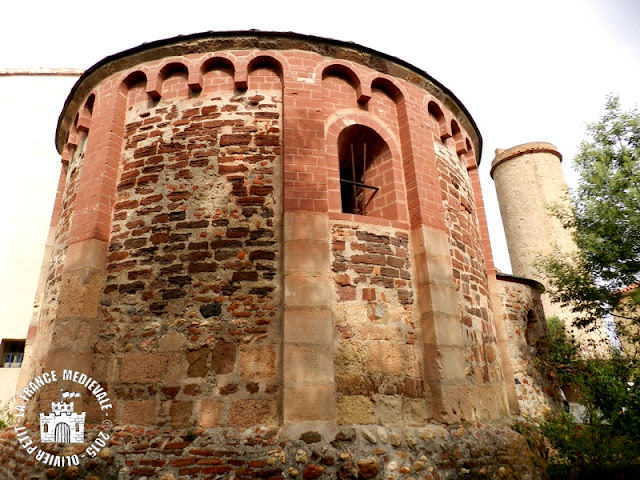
[39,390,85,443]
[13,369,113,467]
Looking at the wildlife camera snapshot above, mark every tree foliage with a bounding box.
[538,96,640,478]
[0,400,13,429]
[539,95,640,344]
[539,320,640,479]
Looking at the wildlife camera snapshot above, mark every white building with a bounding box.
[0,70,81,404]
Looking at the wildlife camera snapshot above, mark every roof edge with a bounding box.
[496,272,545,291]
[490,142,561,178]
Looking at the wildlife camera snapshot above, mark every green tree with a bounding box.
[540,95,640,345]
[539,329,640,479]
[0,400,14,428]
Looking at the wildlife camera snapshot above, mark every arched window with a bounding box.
[338,125,390,216]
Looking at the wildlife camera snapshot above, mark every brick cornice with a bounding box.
[56,31,482,160]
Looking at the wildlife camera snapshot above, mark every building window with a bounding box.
[1,340,25,368]
[338,125,389,216]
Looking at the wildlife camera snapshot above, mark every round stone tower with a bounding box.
[491,143,611,352]
[5,32,548,479]
[490,142,575,318]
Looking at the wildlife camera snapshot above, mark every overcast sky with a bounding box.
[1,0,639,328]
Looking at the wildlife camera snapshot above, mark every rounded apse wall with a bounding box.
[25,31,508,434]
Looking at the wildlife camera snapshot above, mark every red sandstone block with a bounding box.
[188,262,217,273]
[190,448,215,456]
[202,466,233,474]
[169,456,197,467]
[179,466,202,476]
[120,169,140,180]
[164,441,191,450]
[220,134,250,146]
[219,164,248,175]
[337,285,356,301]
[362,288,376,301]
[236,196,265,205]
[107,251,129,262]
[232,271,258,281]
[137,174,159,185]
[197,457,223,465]
[141,194,164,205]
[131,467,156,475]
[249,185,274,196]
[351,254,386,266]
[255,135,279,146]
[202,105,218,115]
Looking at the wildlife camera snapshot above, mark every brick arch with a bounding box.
[75,94,96,133]
[194,53,240,90]
[326,113,401,168]
[67,95,95,149]
[368,77,405,136]
[247,54,285,91]
[190,55,233,92]
[325,112,407,223]
[122,70,148,88]
[427,100,451,141]
[119,70,149,105]
[192,55,235,93]
[159,61,190,78]
[66,127,80,149]
[200,53,236,71]
[450,119,468,155]
[465,138,473,153]
[83,94,95,114]
[248,54,284,76]
[464,138,477,169]
[370,76,406,104]
[320,61,371,104]
[65,124,88,165]
[238,52,288,90]
[147,60,191,100]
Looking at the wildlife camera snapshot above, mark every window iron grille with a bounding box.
[340,142,379,215]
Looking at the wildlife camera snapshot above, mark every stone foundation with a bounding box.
[0,422,547,480]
